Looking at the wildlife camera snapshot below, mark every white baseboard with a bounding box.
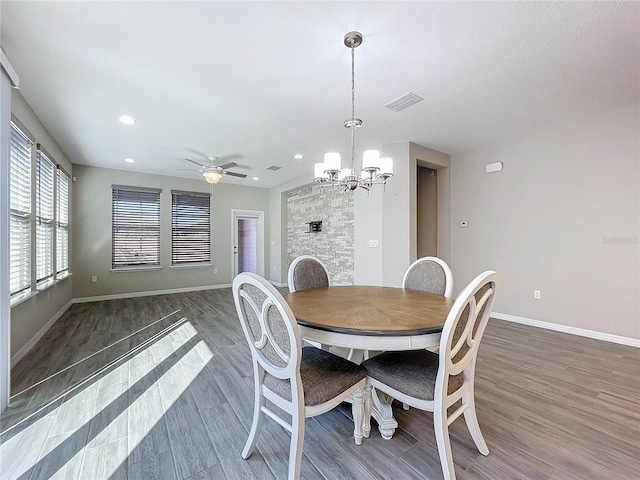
[11,299,74,367]
[492,312,640,348]
[73,283,233,303]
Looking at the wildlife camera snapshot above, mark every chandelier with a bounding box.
[314,31,393,192]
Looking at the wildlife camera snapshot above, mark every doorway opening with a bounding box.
[232,210,264,277]
[417,166,437,258]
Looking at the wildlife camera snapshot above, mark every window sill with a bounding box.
[37,278,56,291]
[170,263,212,270]
[10,290,38,307]
[110,266,162,273]
[36,272,72,293]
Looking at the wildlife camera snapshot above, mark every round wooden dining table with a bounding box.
[284,285,455,439]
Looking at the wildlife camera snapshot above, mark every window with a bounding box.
[9,123,32,297]
[36,146,55,286]
[171,190,211,265]
[112,185,161,268]
[56,167,70,276]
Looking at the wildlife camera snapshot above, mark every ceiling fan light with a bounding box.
[203,170,222,184]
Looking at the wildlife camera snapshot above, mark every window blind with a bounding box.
[171,190,211,265]
[36,147,55,285]
[112,185,161,268]
[56,167,70,275]
[9,123,32,296]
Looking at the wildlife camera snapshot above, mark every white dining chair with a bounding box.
[402,256,454,298]
[233,272,368,480]
[362,270,498,480]
[287,255,331,292]
[287,255,356,358]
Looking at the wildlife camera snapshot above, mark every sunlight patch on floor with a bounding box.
[1,320,215,480]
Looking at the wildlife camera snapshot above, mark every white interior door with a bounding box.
[232,210,264,278]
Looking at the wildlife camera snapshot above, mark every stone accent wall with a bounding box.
[287,184,354,285]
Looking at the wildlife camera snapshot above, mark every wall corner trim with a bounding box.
[492,312,640,348]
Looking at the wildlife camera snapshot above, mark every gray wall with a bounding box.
[10,90,74,360]
[73,165,268,299]
[450,103,640,339]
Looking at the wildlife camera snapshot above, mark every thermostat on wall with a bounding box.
[485,162,503,173]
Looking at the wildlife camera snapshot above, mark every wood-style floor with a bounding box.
[1,288,638,479]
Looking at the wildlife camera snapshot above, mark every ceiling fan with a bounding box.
[182,156,247,184]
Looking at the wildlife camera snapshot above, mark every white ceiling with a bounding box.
[2,1,638,188]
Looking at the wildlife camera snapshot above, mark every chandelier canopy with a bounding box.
[314,31,393,192]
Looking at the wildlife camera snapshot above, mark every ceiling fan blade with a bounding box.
[217,162,238,170]
[185,148,210,160]
[223,171,247,178]
[184,158,207,168]
[217,153,243,163]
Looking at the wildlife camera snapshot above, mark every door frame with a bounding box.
[231,209,265,278]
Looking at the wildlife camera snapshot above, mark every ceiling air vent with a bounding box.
[384,92,424,112]
[267,165,282,171]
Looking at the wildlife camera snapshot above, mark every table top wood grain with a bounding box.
[284,286,455,336]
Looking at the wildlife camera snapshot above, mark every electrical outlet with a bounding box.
[213,268,218,274]
[368,239,379,248]
[91,275,97,283]
[534,290,541,299]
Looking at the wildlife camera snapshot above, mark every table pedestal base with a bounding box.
[370,389,397,439]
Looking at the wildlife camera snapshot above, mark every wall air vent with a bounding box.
[384,92,424,112]
[267,165,282,171]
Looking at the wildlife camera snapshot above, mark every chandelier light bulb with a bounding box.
[314,163,329,180]
[338,168,351,180]
[379,157,394,176]
[324,152,341,172]
[362,150,380,170]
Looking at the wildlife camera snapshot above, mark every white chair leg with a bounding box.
[462,391,489,455]
[434,406,456,480]
[242,388,265,458]
[288,415,305,480]
[402,402,410,410]
[363,383,372,438]
[351,388,364,445]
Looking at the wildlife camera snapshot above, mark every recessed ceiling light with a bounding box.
[294,154,303,160]
[119,115,136,125]
[124,158,135,163]
[252,176,259,181]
